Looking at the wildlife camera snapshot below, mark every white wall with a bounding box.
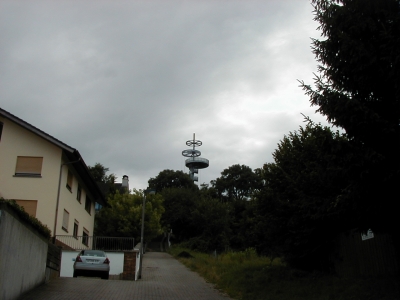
[57,164,96,237]
[60,250,79,277]
[0,117,62,232]
[60,250,124,277]
[0,117,96,237]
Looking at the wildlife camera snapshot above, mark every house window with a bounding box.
[82,228,89,246]
[77,185,82,203]
[66,170,73,191]
[15,156,43,177]
[85,196,91,215]
[15,200,38,217]
[73,220,79,238]
[62,209,69,232]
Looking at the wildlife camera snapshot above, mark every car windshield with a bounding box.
[81,250,106,257]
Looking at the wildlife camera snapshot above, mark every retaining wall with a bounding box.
[0,207,48,300]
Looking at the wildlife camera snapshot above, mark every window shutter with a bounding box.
[85,197,91,214]
[15,200,38,217]
[62,210,69,231]
[15,157,43,175]
[73,220,79,237]
[66,170,73,190]
[77,185,82,201]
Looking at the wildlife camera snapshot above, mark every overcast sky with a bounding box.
[0,0,330,190]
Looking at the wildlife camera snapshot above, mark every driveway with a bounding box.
[19,252,233,300]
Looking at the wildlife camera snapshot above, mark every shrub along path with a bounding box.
[19,252,232,300]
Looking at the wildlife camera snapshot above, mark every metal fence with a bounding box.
[55,235,135,251]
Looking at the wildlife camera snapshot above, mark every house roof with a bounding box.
[0,107,107,206]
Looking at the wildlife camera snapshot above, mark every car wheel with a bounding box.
[101,272,109,280]
[73,270,78,278]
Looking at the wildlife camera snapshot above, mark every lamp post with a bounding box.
[139,188,155,279]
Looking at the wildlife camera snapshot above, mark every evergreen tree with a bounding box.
[301,0,400,231]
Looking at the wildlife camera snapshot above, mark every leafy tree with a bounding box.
[88,163,117,196]
[142,191,165,241]
[88,163,116,183]
[254,179,289,264]
[255,122,352,270]
[228,199,258,251]
[207,165,261,250]
[151,169,232,252]
[148,169,199,242]
[211,164,262,202]
[148,169,198,193]
[160,187,200,242]
[301,0,400,231]
[199,182,219,200]
[95,190,164,241]
[184,197,231,252]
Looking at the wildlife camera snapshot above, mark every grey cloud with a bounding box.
[1,0,329,190]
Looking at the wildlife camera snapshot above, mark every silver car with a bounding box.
[72,250,110,279]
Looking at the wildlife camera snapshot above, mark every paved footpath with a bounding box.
[19,252,233,300]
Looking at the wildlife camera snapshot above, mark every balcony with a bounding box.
[55,235,135,251]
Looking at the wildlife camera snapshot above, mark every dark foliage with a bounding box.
[160,187,200,242]
[177,251,194,258]
[301,0,400,232]
[211,164,262,202]
[228,200,258,251]
[255,123,352,270]
[148,169,198,193]
[88,163,117,197]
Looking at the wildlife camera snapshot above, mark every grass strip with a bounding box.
[168,247,399,300]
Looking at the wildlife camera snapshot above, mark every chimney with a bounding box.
[122,175,129,190]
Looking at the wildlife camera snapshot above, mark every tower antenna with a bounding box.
[181,133,209,182]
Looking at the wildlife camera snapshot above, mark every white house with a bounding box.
[0,107,107,244]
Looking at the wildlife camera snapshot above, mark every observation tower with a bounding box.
[182,133,209,182]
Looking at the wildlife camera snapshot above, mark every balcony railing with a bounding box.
[55,235,135,251]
